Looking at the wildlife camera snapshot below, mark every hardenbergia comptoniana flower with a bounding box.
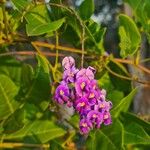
[54,56,112,135]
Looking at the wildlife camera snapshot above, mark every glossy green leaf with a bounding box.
[25,4,51,26]
[124,0,150,42]
[109,61,131,93]
[119,14,141,57]
[85,20,106,54]
[0,75,19,120]
[120,112,150,130]
[0,56,22,85]
[87,119,124,150]
[79,0,94,20]
[124,123,150,145]
[111,88,137,118]
[50,0,64,20]
[18,54,50,105]
[11,0,30,12]
[3,120,66,143]
[107,90,124,108]
[120,112,150,145]
[26,18,65,36]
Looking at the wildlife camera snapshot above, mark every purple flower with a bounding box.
[53,56,113,135]
[75,97,90,114]
[86,90,98,106]
[76,68,94,80]
[54,83,70,104]
[63,66,79,83]
[87,110,103,128]
[79,118,92,134]
[89,79,98,90]
[103,111,112,125]
[75,77,90,97]
[62,56,75,70]
[95,101,112,112]
[87,66,96,74]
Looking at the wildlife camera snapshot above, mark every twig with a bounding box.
[54,31,59,69]
[2,2,9,40]
[112,58,150,75]
[104,64,150,86]
[0,51,64,57]
[31,41,86,54]
[48,2,86,67]
[141,58,150,63]
[81,24,85,68]
[49,2,73,14]
[0,142,49,149]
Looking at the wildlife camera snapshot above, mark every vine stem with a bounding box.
[0,142,49,149]
[112,58,150,75]
[2,2,9,40]
[48,2,86,67]
[81,27,85,68]
[0,51,64,57]
[54,31,59,70]
[104,64,150,86]
[31,41,86,54]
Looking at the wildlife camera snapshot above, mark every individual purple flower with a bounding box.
[86,90,98,106]
[95,89,106,101]
[95,100,112,113]
[63,66,79,83]
[76,68,94,80]
[87,66,96,74]
[62,56,75,70]
[103,111,112,125]
[89,79,98,90]
[54,83,70,104]
[75,97,90,114]
[87,110,103,128]
[75,77,90,97]
[79,118,92,134]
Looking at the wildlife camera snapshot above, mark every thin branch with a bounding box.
[0,51,64,57]
[112,58,150,75]
[48,2,86,67]
[2,2,9,40]
[136,64,150,74]
[81,24,85,68]
[49,2,73,14]
[141,58,150,63]
[0,142,49,149]
[104,64,150,86]
[32,41,86,54]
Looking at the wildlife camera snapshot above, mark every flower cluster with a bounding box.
[54,56,112,134]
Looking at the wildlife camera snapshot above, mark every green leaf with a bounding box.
[26,18,65,36]
[50,0,64,20]
[79,0,94,20]
[120,112,150,130]
[119,14,141,57]
[11,0,30,12]
[25,4,51,26]
[18,54,50,106]
[87,119,124,150]
[0,75,19,120]
[85,20,106,54]
[111,88,137,118]
[107,90,124,108]
[120,112,150,145]
[3,120,66,143]
[124,0,150,43]
[0,56,22,85]
[109,61,131,93]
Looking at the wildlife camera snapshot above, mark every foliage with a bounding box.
[0,0,150,149]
